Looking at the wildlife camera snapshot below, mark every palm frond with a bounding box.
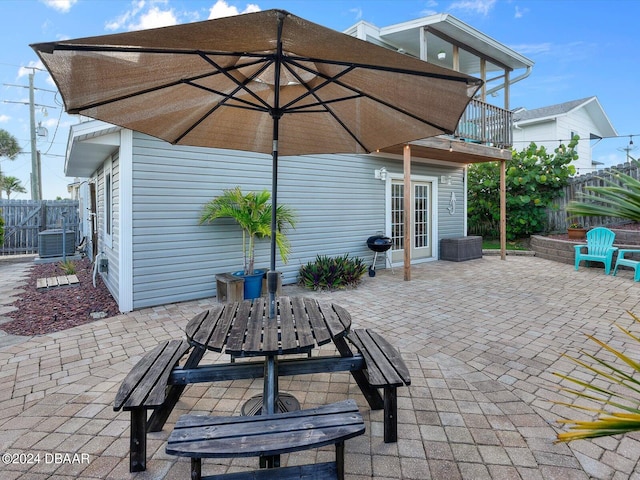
[555,311,640,442]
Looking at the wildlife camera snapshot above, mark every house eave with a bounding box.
[380,136,511,163]
[65,120,122,177]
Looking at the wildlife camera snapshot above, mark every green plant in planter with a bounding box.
[199,187,296,275]
[299,254,367,290]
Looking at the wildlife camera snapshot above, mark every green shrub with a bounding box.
[298,254,367,291]
[0,209,4,246]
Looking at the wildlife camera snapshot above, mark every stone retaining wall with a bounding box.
[531,227,640,266]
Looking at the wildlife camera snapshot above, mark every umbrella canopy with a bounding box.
[32,9,482,311]
[32,9,481,155]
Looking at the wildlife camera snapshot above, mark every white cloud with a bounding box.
[514,5,529,18]
[17,61,46,79]
[208,1,261,19]
[0,115,10,124]
[106,1,178,31]
[508,42,552,55]
[40,0,78,13]
[106,0,147,31]
[128,6,178,30]
[449,0,496,16]
[420,0,439,15]
[349,8,363,21]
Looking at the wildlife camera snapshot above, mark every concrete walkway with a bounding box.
[1,255,639,479]
[0,255,36,349]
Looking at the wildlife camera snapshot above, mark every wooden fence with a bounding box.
[547,161,640,232]
[0,200,80,255]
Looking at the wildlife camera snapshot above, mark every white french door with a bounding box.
[390,179,434,263]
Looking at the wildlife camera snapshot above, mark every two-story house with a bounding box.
[512,97,617,174]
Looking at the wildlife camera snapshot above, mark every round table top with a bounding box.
[185,296,352,356]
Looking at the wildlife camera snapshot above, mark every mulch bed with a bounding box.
[2,258,120,336]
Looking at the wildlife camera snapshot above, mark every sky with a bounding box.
[0,0,638,200]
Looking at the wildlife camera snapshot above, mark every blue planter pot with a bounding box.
[233,269,266,299]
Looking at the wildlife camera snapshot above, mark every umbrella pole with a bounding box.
[267,12,285,321]
[267,122,279,321]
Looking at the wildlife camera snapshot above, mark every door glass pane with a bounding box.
[391,183,404,250]
[414,184,429,248]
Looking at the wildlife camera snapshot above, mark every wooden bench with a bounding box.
[347,329,411,443]
[114,339,191,472]
[166,399,365,480]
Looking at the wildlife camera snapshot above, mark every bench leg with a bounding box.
[336,440,345,480]
[147,346,206,432]
[333,337,385,410]
[130,409,147,472]
[383,387,398,443]
[191,457,201,480]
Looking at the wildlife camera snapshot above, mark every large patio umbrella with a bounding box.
[31,9,482,315]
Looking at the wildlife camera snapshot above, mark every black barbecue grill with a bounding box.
[366,235,393,277]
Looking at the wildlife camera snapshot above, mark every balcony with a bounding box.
[454,98,513,148]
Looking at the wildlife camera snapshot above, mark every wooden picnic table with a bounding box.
[184,295,352,416]
[115,295,410,471]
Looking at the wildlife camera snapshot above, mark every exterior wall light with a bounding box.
[375,167,388,181]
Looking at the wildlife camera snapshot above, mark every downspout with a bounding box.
[485,65,532,98]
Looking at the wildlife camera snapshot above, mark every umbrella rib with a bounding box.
[286,58,460,133]
[65,70,222,114]
[288,54,480,85]
[199,53,274,112]
[172,56,278,144]
[281,62,369,152]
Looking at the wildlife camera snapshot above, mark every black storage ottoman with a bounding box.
[440,236,482,262]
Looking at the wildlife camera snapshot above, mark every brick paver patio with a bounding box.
[1,255,639,479]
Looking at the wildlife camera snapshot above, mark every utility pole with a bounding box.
[3,72,56,200]
[29,72,40,200]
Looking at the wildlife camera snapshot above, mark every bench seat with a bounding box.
[347,329,411,442]
[166,399,365,480]
[114,339,191,472]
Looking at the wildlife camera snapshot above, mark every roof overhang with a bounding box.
[65,120,121,177]
[376,14,533,74]
[380,136,511,163]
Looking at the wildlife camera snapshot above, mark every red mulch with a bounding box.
[3,258,120,336]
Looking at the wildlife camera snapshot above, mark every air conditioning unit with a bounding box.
[38,229,75,258]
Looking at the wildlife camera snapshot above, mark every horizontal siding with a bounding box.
[130,133,465,309]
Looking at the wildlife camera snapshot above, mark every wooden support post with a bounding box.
[403,145,411,281]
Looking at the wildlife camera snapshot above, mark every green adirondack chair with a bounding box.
[574,227,618,274]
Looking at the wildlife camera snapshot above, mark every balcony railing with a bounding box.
[454,98,512,148]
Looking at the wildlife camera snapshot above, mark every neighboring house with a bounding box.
[512,97,617,174]
[65,13,533,312]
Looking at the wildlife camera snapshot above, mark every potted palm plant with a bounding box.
[199,187,296,299]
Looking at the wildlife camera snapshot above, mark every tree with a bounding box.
[566,162,640,222]
[468,137,578,240]
[0,129,23,200]
[1,176,26,199]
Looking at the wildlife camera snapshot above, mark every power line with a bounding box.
[510,133,639,144]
